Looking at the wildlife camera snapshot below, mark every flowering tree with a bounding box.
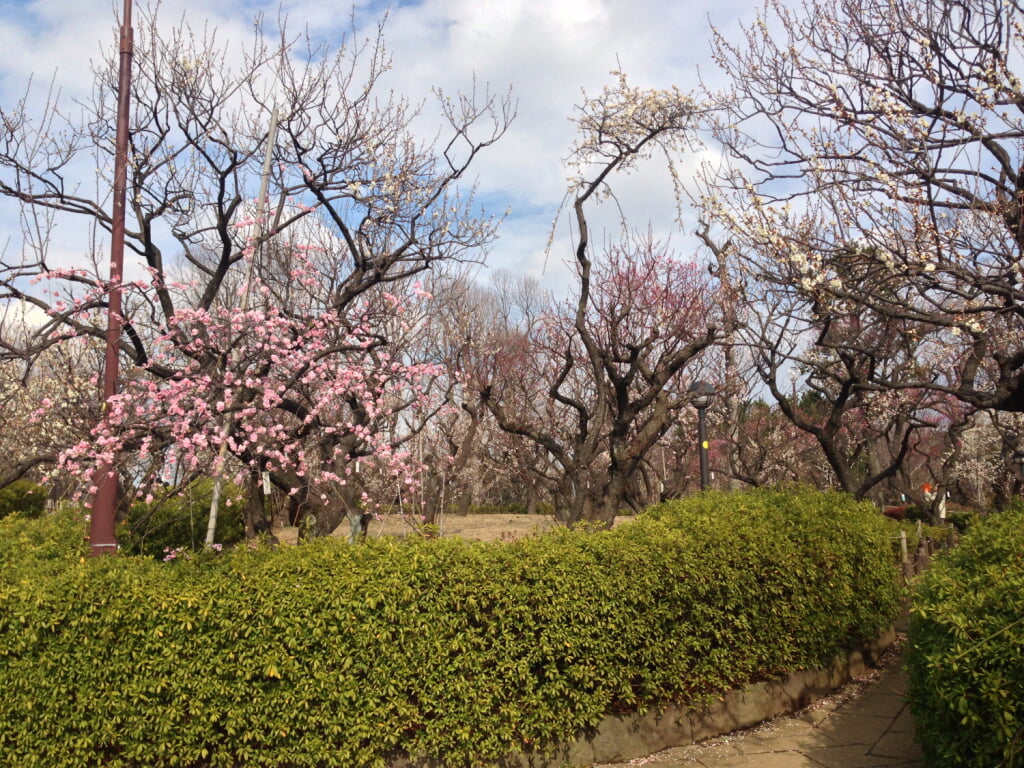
[475,232,723,525]
[722,397,833,490]
[56,276,447,531]
[0,6,512,539]
[701,0,1024,413]
[741,272,952,501]
[0,328,97,492]
[944,410,1024,509]
[470,75,725,526]
[390,274,532,524]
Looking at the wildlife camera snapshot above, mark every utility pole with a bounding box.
[90,0,134,556]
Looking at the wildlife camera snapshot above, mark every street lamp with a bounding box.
[688,381,716,491]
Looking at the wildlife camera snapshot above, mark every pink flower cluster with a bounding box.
[163,542,223,562]
[51,270,440,502]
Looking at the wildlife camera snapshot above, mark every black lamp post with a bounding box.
[688,381,716,491]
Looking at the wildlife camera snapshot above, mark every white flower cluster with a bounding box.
[568,71,697,178]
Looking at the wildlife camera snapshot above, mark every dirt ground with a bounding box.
[365,513,564,542]
[275,513,633,544]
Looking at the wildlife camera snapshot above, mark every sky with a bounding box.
[0,0,759,300]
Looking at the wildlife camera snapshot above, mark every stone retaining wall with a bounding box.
[542,628,896,767]
[392,628,897,768]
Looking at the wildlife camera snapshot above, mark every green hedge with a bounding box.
[907,505,1024,767]
[0,479,47,520]
[0,488,900,768]
[0,507,88,577]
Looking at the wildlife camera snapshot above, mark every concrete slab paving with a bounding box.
[817,713,894,744]
[731,719,843,753]
[890,707,915,733]
[801,743,910,767]
[871,729,921,761]
[700,752,824,767]
[835,693,907,719]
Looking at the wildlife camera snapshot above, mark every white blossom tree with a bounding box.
[701,0,1024,413]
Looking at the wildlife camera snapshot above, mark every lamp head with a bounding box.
[688,380,716,409]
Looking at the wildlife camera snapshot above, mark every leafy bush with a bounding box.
[0,488,900,767]
[904,504,930,523]
[117,479,246,558]
[907,504,1024,768]
[0,507,87,578]
[644,488,901,666]
[944,508,976,534]
[0,479,48,520]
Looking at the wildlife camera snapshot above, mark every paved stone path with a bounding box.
[595,639,921,768]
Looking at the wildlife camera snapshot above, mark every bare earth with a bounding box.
[276,514,633,544]
[366,513,561,542]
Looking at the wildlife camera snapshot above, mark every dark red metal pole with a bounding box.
[90,0,133,556]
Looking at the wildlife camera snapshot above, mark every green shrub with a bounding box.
[0,507,87,578]
[0,488,900,768]
[117,479,246,558]
[644,488,902,664]
[904,504,931,522]
[907,504,1024,768]
[0,479,48,520]
[944,509,976,533]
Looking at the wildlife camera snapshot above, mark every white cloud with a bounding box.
[361,0,752,282]
[0,298,49,332]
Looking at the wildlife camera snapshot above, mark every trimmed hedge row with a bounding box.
[907,505,1024,768]
[0,489,901,768]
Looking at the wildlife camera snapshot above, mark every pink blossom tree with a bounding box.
[474,232,724,525]
[0,325,98,492]
[0,8,512,541]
